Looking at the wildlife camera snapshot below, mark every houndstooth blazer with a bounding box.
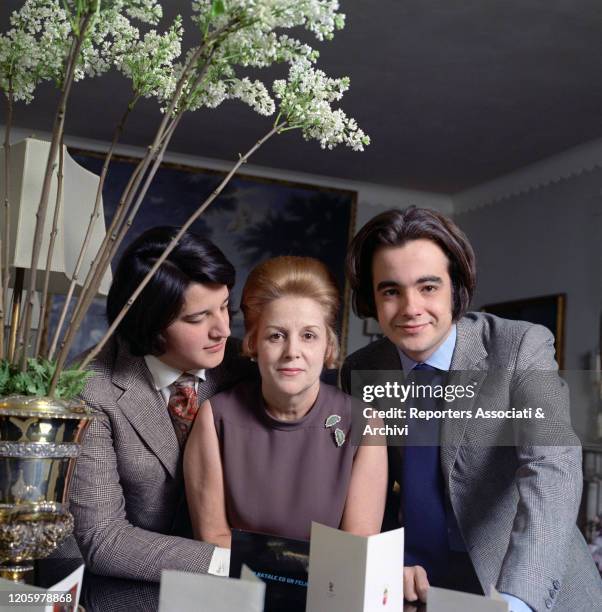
[341,312,602,612]
[69,336,256,582]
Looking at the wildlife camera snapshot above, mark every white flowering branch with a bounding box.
[1,0,369,397]
[51,14,258,378]
[1,0,167,365]
[49,40,227,383]
[273,59,370,151]
[75,52,370,374]
[25,5,183,359]
[78,119,286,371]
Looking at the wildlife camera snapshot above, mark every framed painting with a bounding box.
[57,149,357,362]
[481,293,566,368]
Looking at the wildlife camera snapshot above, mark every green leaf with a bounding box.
[8,371,29,395]
[27,358,47,377]
[55,368,92,400]
[0,358,91,400]
[26,376,46,396]
[0,360,10,395]
[210,0,226,18]
[324,414,341,428]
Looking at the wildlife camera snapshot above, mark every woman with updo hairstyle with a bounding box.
[184,256,387,546]
[241,256,341,368]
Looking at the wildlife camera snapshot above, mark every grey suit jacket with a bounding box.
[341,312,602,612]
[70,336,256,582]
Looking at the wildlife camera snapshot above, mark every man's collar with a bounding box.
[143,354,206,391]
[397,324,457,372]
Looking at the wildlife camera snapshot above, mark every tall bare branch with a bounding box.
[0,85,13,360]
[15,11,95,368]
[47,97,138,360]
[52,43,221,372]
[67,121,283,381]
[35,135,64,357]
[50,17,245,373]
[52,111,183,375]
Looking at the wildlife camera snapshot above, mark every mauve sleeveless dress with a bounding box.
[209,380,359,541]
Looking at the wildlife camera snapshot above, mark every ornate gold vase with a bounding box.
[0,395,92,582]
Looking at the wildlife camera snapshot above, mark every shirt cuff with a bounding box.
[500,592,533,612]
[207,546,231,576]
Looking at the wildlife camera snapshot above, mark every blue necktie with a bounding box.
[401,363,449,584]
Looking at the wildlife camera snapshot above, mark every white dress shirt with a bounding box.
[143,354,230,576]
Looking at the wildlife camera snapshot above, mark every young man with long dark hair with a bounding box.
[342,207,601,611]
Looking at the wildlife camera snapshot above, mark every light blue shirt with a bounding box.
[501,594,532,612]
[396,325,457,373]
[396,326,532,612]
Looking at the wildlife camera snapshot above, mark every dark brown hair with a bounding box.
[346,206,476,320]
[240,256,340,369]
[107,226,235,356]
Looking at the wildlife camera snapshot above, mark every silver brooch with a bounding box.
[324,414,345,447]
[334,428,345,447]
[324,414,341,428]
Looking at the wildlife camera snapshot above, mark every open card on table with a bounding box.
[230,529,309,612]
[427,586,509,612]
[0,564,84,612]
[305,522,404,612]
[159,564,265,612]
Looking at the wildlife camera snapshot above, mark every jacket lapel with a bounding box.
[440,316,488,479]
[369,337,402,370]
[112,343,180,479]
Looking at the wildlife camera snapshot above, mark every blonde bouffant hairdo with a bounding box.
[240,256,341,369]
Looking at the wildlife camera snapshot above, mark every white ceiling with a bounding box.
[5,0,602,193]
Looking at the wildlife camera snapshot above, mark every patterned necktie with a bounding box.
[401,362,450,584]
[167,374,199,447]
